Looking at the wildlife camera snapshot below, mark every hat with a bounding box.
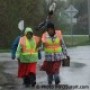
[25,27,33,35]
[48,10,53,15]
[47,22,54,29]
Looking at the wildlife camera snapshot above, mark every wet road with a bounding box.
[0,46,90,90]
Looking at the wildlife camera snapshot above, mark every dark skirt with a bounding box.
[40,61,62,74]
[18,62,37,78]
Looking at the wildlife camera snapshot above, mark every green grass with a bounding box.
[63,35,90,47]
[0,49,10,53]
[0,35,90,52]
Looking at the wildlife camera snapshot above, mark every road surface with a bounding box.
[0,46,90,90]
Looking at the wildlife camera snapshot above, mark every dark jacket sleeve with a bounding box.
[37,17,53,30]
[11,36,20,59]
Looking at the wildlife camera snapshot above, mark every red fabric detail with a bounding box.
[18,63,36,78]
[40,61,61,74]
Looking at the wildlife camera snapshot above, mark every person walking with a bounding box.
[16,27,40,87]
[40,23,68,86]
[11,36,21,60]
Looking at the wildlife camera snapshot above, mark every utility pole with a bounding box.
[88,0,90,40]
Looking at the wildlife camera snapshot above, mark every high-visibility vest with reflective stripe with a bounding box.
[42,30,62,54]
[19,36,40,63]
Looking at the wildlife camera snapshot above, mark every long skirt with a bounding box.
[18,62,37,78]
[40,61,62,75]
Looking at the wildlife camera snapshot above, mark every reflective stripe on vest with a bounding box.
[42,30,62,54]
[19,36,38,63]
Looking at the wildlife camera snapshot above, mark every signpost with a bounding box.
[65,5,78,46]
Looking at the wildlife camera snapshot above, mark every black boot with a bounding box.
[29,73,36,87]
[23,76,30,87]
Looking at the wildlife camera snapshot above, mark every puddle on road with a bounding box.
[70,62,86,68]
[67,62,87,73]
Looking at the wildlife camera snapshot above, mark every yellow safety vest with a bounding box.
[19,36,40,63]
[42,30,62,54]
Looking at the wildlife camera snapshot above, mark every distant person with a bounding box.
[11,35,21,60]
[40,23,68,86]
[16,27,40,87]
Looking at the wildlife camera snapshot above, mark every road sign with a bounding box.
[65,5,78,18]
[65,5,78,46]
[18,20,24,31]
